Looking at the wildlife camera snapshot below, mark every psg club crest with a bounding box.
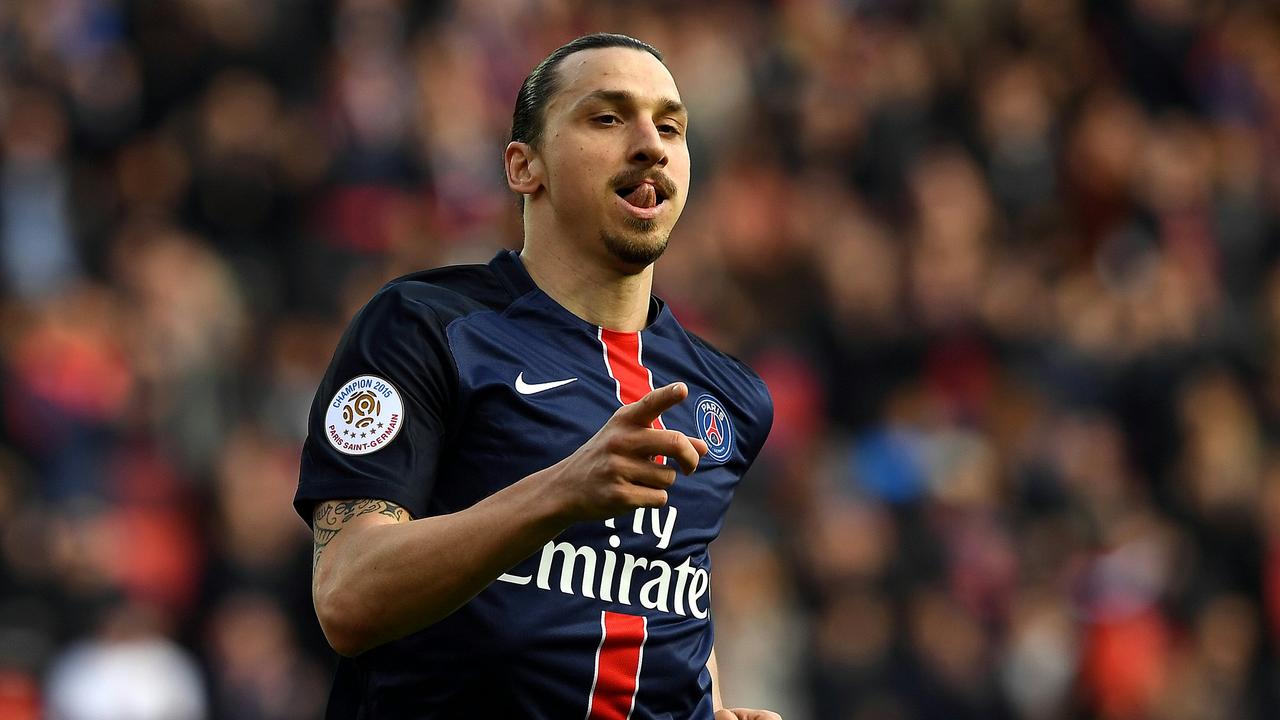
[325,375,404,455]
[695,394,734,463]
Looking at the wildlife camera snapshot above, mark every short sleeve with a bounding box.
[294,284,457,524]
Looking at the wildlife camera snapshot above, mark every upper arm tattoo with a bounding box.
[312,499,410,571]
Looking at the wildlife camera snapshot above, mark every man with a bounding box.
[295,33,779,719]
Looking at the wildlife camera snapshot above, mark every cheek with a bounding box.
[672,163,692,203]
[670,147,691,181]
[546,140,609,190]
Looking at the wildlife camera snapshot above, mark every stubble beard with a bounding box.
[602,218,670,267]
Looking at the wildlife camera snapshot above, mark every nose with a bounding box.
[628,120,668,168]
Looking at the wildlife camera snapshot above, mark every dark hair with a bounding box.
[508,34,663,210]
[511,33,663,150]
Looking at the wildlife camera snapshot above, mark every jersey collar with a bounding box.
[489,250,674,335]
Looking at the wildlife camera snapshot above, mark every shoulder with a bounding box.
[369,262,513,326]
[329,261,516,387]
[685,330,772,407]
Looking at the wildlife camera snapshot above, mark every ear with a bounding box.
[505,141,542,198]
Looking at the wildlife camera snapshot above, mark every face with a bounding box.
[523,47,691,270]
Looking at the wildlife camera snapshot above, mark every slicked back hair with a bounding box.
[509,33,664,208]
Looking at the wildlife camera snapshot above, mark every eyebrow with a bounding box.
[576,89,687,119]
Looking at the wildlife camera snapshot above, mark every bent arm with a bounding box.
[311,472,567,657]
[310,382,705,657]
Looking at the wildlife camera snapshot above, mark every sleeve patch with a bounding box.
[324,375,405,455]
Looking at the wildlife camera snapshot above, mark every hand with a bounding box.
[541,382,708,522]
[715,710,782,720]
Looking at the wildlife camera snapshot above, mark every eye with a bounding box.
[659,123,682,136]
[594,114,621,126]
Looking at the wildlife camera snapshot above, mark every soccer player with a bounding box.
[295,33,779,719]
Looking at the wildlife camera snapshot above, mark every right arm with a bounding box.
[310,381,707,657]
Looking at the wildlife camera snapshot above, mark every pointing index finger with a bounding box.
[620,382,688,425]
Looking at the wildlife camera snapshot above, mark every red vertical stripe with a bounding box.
[599,328,666,464]
[586,611,647,720]
[600,329,649,405]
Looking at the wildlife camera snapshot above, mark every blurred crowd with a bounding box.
[1,0,1279,718]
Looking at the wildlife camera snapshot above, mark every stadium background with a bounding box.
[2,0,1280,718]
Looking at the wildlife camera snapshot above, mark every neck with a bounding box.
[519,239,653,332]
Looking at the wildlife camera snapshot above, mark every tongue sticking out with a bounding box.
[622,184,659,209]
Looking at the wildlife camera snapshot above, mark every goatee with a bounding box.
[603,224,669,267]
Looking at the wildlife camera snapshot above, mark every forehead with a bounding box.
[549,47,682,111]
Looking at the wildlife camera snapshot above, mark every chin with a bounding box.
[602,229,669,268]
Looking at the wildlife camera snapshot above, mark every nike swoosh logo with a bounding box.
[515,372,578,395]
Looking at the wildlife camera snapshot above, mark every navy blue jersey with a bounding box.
[295,250,773,719]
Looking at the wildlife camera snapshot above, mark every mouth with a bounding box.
[615,181,669,211]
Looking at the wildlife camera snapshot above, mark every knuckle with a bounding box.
[603,455,626,477]
[603,433,627,454]
[607,487,631,507]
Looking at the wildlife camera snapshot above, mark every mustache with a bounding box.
[609,169,678,201]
